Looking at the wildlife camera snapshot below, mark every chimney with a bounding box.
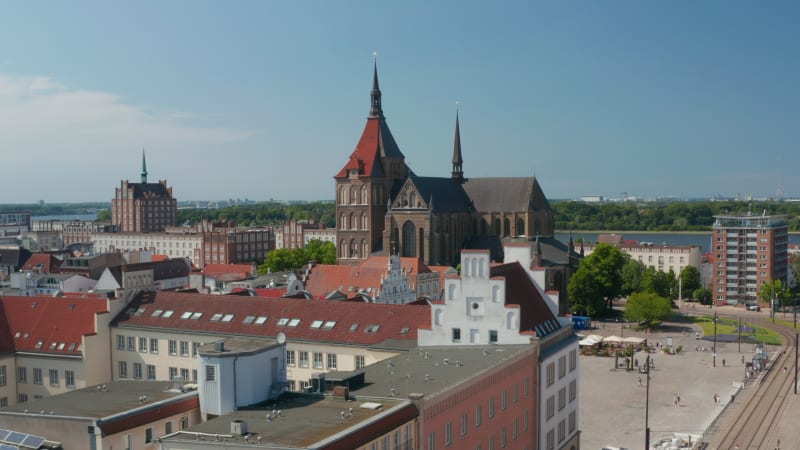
[231,419,248,436]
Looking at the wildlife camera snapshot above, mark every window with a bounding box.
[501,389,507,410]
[461,413,468,436]
[181,368,189,381]
[428,432,435,450]
[139,337,147,352]
[180,341,189,357]
[327,353,337,370]
[65,370,75,388]
[355,355,365,369]
[0,366,5,386]
[513,417,518,440]
[150,338,158,353]
[169,340,177,355]
[299,352,309,368]
[147,365,156,380]
[49,369,59,386]
[452,328,461,342]
[127,336,136,351]
[287,350,296,366]
[489,398,495,418]
[445,422,452,446]
[558,355,566,379]
[165,421,173,434]
[558,387,566,411]
[513,384,518,403]
[546,429,554,450]
[489,434,495,450]
[501,425,507,448]
[524,409,529,431]
[117,335,125,350]
[546,362,555,386]
[313,352,324,369]
[133,363,142,379]
[558,419,566,442]
[568,411,576,432]
[524,376,529,396]
[18,393,28,403]
[145,427,153,444]
[569,349,577,371]
[475,405,482,426]
[17,367,26,384]
[569,380,577,402]
[206,365,216,382]
[489,330,498,343]
[192,369,197,382]
[169,367,178,380]
[546,395,554,419]
[192,342,200,357]
[33,368,42,385]
[0,397,7,408]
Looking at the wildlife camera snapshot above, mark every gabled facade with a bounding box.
[111,152,177,233]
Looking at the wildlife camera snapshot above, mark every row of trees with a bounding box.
[177,202,336,228]
[568,243,705,323]
[257,239,336,274]
[553,200,800,231]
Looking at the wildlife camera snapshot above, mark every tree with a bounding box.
[678,266,702,299]
[304,239,337,265]
[624,292,673,328]
[568,243,627,315]
[97,209,111,221]
[641,267,676,299]
[693,287,712,306]
[258,248,300,274]
[758,279,791,309]
[621,259,646,296]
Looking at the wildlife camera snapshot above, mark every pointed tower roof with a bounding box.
[141,149,148,183]
[451,107,464,183]
[335,60,407,179]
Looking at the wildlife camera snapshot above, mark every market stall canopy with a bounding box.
[602,335,624,343]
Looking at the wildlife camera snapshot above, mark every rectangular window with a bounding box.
[546,396,555,419]
[33,368,42,385]
[524,376,529,396]
[133,363,142,379]
[181,368,189,381]
[313,352,323,369]
[192,342,200,357]
[192,369,197,382]
[169,340,177,355]
[461,413,468,437]
[165,421,173,434]
[489,398,495,418]
[147,365,156,380]
[0,397,7,408]
[475,405,482,427]
[139,337,147,352]
[119,361,128,378]
[169,367,178,380]
[299,351,309,368]
[17,367,26,384]
[180,341,189,357]
[327,353,337,370]
[117,335,125,350]
[287,350,296,366]
[569,349,577,371]
[558,355,566,379]
[524,409,529,431]
[445,422,452,446]
[145,427,153,444]
[49,369,59,386]
[569,380,577,402]
[501,425,507,448]
[150,338,158,353]
[65,370,75,388]
[568,411,576,432]
[18,393,28,403]
[501,389,507,410]
[452,328,461,342]
[513,384,518,403]
[127,336,135,351]
[558,387,566,411]
[558,420,566,442]
[355,355,365,369]
[489,330,498,343]
[489,434,495,450]
[428,432,436,450]
[546,429,554,450]
[546,363,555,386]
[206,365,216,382]
[0,366,5,387]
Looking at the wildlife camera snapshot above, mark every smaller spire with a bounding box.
[141,149,148,183]
[451,103,464,183]
[568,231,575,252]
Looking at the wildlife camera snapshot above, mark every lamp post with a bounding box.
[713,312,718,368]
[645,354,651,449]
[738,313,741,353]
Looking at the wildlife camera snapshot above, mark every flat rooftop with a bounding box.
[159,395,409,447]
[0,380,195,418]
[340,345,533,399]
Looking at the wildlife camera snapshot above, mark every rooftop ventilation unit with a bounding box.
[230,419,248,436]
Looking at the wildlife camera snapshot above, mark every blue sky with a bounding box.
[1,1,798,203]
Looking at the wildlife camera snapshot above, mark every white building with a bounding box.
[91,231,203,266]
[582,239,702,275]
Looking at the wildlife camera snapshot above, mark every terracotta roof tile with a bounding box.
[114,291,429,346]
[304,256,432,300]
[1,295,109,355]
[20,253,63,273]
[203,263,255,277]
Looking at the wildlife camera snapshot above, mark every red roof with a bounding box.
[1,295,109,355]
[253,288,288,298]
[335,119,385,178]
[304,256,432,299]
[204,263,255,278]
[20,253,62,273]
[114,291,430,346]
[489,262,558,335]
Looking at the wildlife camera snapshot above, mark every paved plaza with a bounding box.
[579,313,762,450]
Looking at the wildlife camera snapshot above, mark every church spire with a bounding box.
[141,149,148,183]
[452,104,464,183]
[369,53,383,119]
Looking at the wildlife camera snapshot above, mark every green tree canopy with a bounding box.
[568,243,627,315]
[304,239,337,265]
[641,267,676,299]
[678,266,702,299]
[257,240,337,275]
[96,209,111,221]
[758,279,791,308]
[693,287,712,306]
[624,292,673,327]
[621,259,646,296]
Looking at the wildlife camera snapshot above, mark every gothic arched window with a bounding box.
[402,221,416,257]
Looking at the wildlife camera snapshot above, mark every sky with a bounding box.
[0,1,798,203]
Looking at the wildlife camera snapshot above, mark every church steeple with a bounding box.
[452,106,464,183]
[141,149,148,183]
[369,54,383,119]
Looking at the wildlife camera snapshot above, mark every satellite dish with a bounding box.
[276,332,286,345]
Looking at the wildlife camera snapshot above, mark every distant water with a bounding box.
[555,232,799,254]
[33,213,98,221]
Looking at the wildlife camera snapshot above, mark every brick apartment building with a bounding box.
[111,153,177,233]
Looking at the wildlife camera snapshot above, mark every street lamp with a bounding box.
[645,354,651,449]
[713,312,718,368]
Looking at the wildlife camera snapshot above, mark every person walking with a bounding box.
[638,377,642,387]
[722,358,726,367]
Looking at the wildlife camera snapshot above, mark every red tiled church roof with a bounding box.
[1,295,109,355]
[114,290,430,346]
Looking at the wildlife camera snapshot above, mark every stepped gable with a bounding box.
[1,295,109,355]
[463,176,551,212]
[490,261,558,335]
[114,290,430,346]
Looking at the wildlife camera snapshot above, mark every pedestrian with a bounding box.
[723,359,726,367]
[784,366,788,373]
[741,355,745,365]
[638,377,642,387]
[731,394,735,403]
[714,393,719,404]
[676,395,680,406]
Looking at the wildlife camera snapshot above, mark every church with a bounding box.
[334,63,579,311]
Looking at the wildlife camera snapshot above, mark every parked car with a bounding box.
[747,304,760,311]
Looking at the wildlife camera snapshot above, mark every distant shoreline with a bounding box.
[556,230,800,235]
